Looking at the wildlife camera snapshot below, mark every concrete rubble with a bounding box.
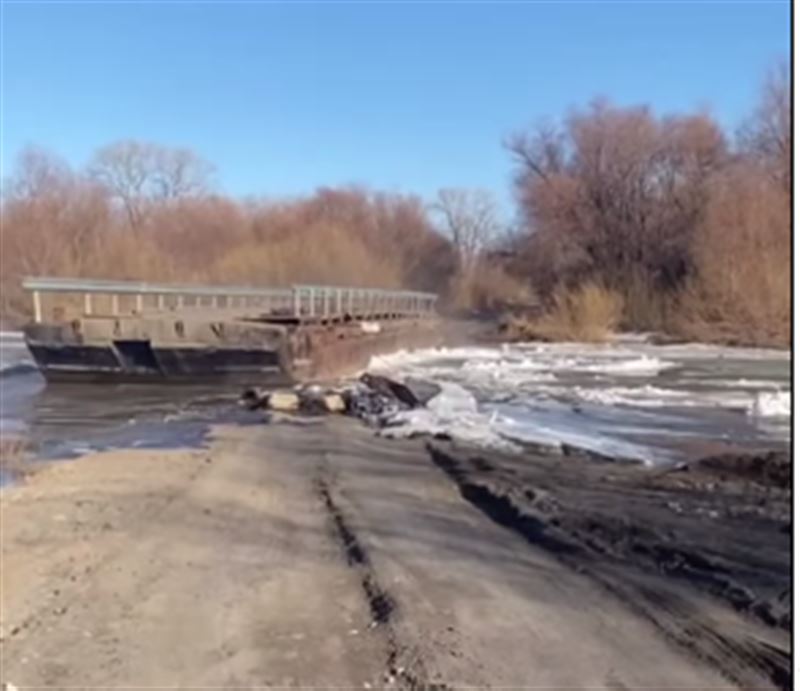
[240,373,442,425]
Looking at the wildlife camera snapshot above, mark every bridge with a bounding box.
[23,277,438,323]
[21,277,442,384]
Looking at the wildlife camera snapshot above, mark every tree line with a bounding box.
[1,61,789,345]
[503,61,789,344]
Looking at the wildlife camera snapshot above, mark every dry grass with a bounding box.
[447,262,532,313]
[511,282,623,342]
[0,436,33,481]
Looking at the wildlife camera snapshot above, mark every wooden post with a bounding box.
[84,293,93,316]
[135,294,144,313]
[111,294,119,316]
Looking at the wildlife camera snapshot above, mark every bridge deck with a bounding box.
[22,277,438,324]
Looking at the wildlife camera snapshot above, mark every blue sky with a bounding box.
[1,1,789,213]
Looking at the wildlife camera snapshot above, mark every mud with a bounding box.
[425,442,791,689]
[0,419,789,689]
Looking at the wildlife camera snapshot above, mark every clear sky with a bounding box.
[1,1,790,212]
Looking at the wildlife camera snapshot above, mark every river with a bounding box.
[1,331,791,468]
[0,331,245,469]
[367,335,791,464]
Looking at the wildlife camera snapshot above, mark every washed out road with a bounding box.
[0,418,789,689]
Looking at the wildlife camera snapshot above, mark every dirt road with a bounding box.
[0,418,790,688]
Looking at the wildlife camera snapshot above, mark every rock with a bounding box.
[240,388,268,410]
[250,373,432,423]
[268,391,300,412]
[323,393,346,413]
[360,373,419,408]
[342,383,402,423]
[298,390,329,415]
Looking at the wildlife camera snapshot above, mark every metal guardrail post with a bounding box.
[33,290,42,323]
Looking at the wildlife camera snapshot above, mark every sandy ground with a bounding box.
[0,417,790,689]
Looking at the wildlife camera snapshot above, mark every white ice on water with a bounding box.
[368,338,791,464]
[749,391,792,419]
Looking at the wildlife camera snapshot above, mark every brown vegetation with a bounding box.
[504,61,790,346]
[0,147,459,320]
[508,282,623,342]
[1,64,788,346]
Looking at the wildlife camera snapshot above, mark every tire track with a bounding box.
[315,470,450,691]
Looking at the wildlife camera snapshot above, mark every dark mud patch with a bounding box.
[425,442,791,690]
[428,445,580,558]
[695,450,790,489]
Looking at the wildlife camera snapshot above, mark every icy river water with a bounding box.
[1,331,791,467]
[368,335,791,464]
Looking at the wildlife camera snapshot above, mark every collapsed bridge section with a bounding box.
[21,277,441,383]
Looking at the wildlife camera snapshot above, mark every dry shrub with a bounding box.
[0,150,112,318]
[0,435,32,479]
[448,262,531,313]
[506,62,789,345]
[508,104,725,312]
[210,221,404,288]
[619,269,674,333]
[672,163,790,346]
[1,148,453,322]
[516,282,623,342]
[92,233,179,282]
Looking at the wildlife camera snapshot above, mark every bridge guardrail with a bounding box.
[22,277,438,323]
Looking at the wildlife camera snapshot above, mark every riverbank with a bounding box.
[1,418,789,689]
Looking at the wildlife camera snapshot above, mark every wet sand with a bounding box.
[0,418,790,689]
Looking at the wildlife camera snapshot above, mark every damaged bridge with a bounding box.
[22,277,442,383]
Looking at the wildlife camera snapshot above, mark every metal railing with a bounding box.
[22,277,438,323]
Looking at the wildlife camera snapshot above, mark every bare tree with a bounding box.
[507,101,726,310]
[5,146,72,201]
[431,188,501,272]
[738,60,789,190]
[1,147,112,314]
[88,140,214,230]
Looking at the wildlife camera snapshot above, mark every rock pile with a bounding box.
[240,373,441,426]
